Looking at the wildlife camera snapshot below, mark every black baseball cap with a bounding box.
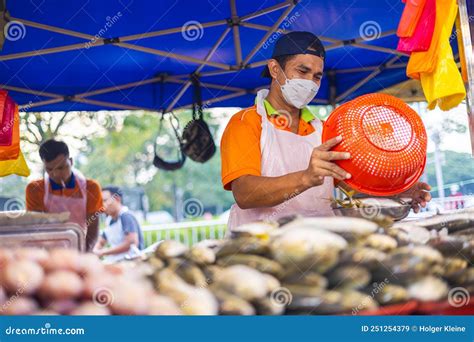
[261,31,326,78]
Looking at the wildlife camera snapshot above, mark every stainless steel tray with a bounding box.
[0,222,85,251]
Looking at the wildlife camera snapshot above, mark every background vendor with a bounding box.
[25,139,103,251]
[93,186,144,262]
[220,31,432,230]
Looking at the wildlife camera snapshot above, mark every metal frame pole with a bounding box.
[458,0,474,154]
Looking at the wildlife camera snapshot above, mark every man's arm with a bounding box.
[93,235,107,254]
[85,180,103,252]
[25,181,45,212]
[96,233,138,257]
[232,136,351,209]
[85,215,99,252]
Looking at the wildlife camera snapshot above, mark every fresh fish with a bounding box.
[369,283,409,305]
[155,240,188,259]
[230,222,277,239]
[216,237,270,258]
[252,296,285,315]
[410,213,474,233]
[186,245,216,265]
[217,254,284,278]
[339,247,387,271]
[326,265,371,290]
[167,259,209,288]
[280,217,378,237]
[269,227,346,272]
[155,269,218,315]
[213,265,269,301]
[281,272,328,288]
[407,276,448,302]
[392,246,444,265]
[360,234,397,252]
[210,286,256,315]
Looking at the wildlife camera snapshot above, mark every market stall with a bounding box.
[0,0,473,316]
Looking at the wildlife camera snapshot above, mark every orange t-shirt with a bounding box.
[25,178,103,216]
[220,103,317,191]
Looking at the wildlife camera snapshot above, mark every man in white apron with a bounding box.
[220,31,432,231]
[93,186,144,262]
[25,139,103,250]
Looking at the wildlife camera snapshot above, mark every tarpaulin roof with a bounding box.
[0,0,416,113]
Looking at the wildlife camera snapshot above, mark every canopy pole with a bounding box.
[164,27,232,112]
[239,22,341,44]
[0,84,61,98]
[352,43,408,57]
[458,0,474,155]
[336,56,400,102]
[119,20,228,42]
[174,90,247,110]
[168,79,246,92]
[76,76,164,99]
[243,3,296,65]
[19,98,64,110]
[0,19,231,69]
[335,63,407,74]
[230,0,243,66]
[240,1,292,21]
[73,98,155,111]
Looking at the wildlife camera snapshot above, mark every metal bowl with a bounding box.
[332,197,412,221]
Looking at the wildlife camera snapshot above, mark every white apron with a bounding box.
[43,169,88,232]
[228,89,335,230]
[103,207,134,263]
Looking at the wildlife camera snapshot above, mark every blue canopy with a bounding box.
[0,0,415,113]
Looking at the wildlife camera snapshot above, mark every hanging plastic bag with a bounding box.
[0,101,19,160]
[0,92,15,146]
[397,0,435,53]
[406,0,453,79]
[419,0,466,110]
[397,0,427,38]
[0,150,30,177]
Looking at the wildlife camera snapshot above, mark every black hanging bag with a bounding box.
[181,75,216,163]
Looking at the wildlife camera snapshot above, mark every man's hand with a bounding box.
[303,136,352,187]
[93,248,105,258]
[404,182,432,213]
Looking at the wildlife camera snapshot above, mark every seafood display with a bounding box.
[1,211,474,315]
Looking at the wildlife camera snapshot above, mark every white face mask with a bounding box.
[277,70,320,109]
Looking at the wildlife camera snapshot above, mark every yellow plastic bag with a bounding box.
[406,0,453,79]
[0,150,30,177]
[419,0,466,110]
